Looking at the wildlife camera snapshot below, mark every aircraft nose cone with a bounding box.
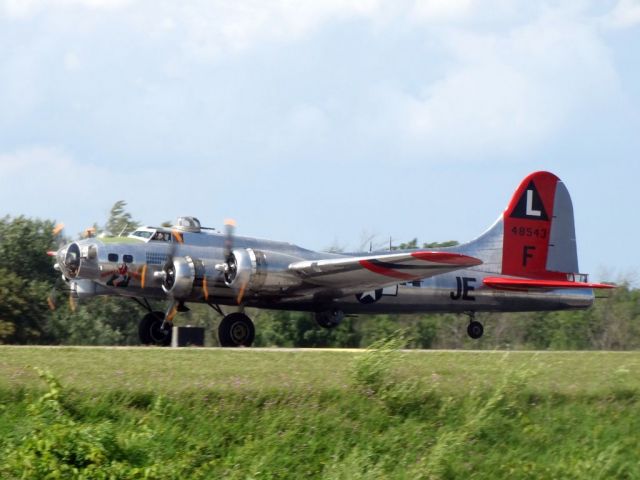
[60,242,81,278]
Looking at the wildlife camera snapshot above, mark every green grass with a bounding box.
[1,345,640,478]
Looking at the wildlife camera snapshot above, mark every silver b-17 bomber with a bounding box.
[50,171,613,347]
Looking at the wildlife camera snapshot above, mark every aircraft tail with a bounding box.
[461,171,580,280]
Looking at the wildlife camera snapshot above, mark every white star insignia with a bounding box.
[360,290,378,301]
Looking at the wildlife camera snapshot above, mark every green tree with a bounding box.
[390,238,460,250]
[423,240,459,248]
[43,296,145,346]
[0,216,58,283]
[104,201,139,237]
[0,217,58,343]
[253,310,361,347]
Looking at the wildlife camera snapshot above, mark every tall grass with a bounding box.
[1,346,639,478]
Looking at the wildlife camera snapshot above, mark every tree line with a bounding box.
[0,208,637,349]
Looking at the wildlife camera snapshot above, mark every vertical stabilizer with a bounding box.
[501,171,578,278]
[462,171,580,279]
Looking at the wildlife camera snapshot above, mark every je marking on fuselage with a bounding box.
[450,276,476,301]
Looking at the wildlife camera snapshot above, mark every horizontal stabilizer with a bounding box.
[484,277,615,291]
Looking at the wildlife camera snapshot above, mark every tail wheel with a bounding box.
[139,311,172,346]
[218,312,255,347]
[467,320,484,340]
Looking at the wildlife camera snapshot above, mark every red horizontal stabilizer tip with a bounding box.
[483,277,616,290]
[46,250,57,257]
[411,251,483,266]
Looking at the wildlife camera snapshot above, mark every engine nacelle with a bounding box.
[69,279,110,301]
[222,248,300,293]
[59,242,100,280]
[161,255,205,299]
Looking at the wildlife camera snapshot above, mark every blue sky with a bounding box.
[0,0,639,283]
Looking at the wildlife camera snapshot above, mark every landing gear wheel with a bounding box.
[218,312,255,347]
[467,320,484,340]
[315,309,344,329]
[139,311,172,346]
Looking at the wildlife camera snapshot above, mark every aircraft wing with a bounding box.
[289,251,482,292]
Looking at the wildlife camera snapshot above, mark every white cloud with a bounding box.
[0,146,102,182]
[0,0,132,18]
[0,0,629,165]
[412,0,473,22]
[146,0,383,61]
[364,9,620,159]
[63,52,81,71]
[604,0,640,29]
[0,147,125,233]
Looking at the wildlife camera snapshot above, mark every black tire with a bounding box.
[467,320,484,340]
[315,309,343,329]
[218,312,255,347]
[317,316,339,329]
[139,311,172,346]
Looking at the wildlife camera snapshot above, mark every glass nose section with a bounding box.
[63,242,81,278]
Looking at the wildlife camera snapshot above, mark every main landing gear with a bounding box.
[466,312,484,340]
[218,312,255,347]
[315,309,344,329]
[138,311,172,346]
[133,299,256,347]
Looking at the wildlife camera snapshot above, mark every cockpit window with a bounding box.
[131,230,152,239]
[151,232,170,242]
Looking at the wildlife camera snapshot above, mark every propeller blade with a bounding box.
[220,219,248,305]
[236,279,248,305]
[166,303,178,323]
[69,294,77,312]
[47,291,56,311]
[51,222,67,252]
[52,223,65,236]
[202,275,209,302]
[45,275,67,311]
[223,219,236,261]
[172,229,184,245]
[140,264,148,289]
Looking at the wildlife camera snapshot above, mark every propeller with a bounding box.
[153,228,187,329]
[47,223,74,312]
[46,281,78,312]
[215,219,249,305]
[46,222,94,313]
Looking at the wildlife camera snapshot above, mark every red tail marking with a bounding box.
[502,171,560,279]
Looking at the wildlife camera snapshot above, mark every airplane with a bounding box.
[49,171,613,347]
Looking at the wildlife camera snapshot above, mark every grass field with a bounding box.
[1,345,640,478]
